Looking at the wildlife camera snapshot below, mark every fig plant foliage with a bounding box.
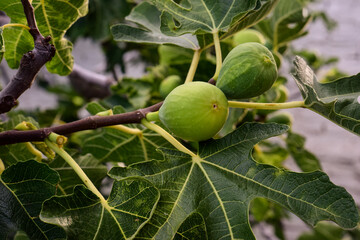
[0,0,359,240]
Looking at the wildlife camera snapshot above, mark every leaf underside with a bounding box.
[112,0,278,50]
[111,1,199,50]
[293,56,360,136]
[109,122,358,239]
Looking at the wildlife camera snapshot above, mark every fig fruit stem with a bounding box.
[108,125,143,136]
[1,23,30,30]
[228,100,305,110]
[212,30,222,81]
[24,142,42,161]
[141,119,196,157]
[45,134,106,203]
[146,111,160,122]
[0,158,5,175]
[185,49,201,83]
[96,109,143,136]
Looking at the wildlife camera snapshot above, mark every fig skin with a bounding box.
[159,75,182,98]
[232,29,265,46]
[159,82,228,142]
[216,42,278,99]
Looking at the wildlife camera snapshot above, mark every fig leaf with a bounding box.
[0,0,88,75]
[293,56,360,137]
[111,2,199,50]
[109,122,359,239]
[0,160,66,239]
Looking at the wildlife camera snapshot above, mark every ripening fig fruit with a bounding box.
[159,82,228,142]
[216,42,278,99]
[159,75,182,98]
[266,112,293,126]
[232,29,265,46]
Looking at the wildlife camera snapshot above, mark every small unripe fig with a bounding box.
[216,42,278,99]
[159,75,182,98]
[159,82,228,142]
[266,112,293,126]
[232,29,265,46]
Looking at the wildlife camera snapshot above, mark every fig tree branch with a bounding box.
[0,0,56,114]
[0,102,163,145]
[69,64,115,99]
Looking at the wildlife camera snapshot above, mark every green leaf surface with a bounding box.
[153,0,278,49]
[293,56,360,136]
[111,2,199,50]
[50,153,107,194]
[256,0,311,49]
[286,131,321,172]
[41,178,160,240]
[81,126,173,165]
[109,123,359,239]
[154,0,260,34]
[0,160,66,239]
[82,103,173,165]
[3,27,33,69]
[0,0,88,75]
[220,0,279,40]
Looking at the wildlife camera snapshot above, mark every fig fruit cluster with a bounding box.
[158,41,279,142]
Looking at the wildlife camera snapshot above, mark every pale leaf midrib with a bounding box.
[196,161,234,239]
[153,162,196,238]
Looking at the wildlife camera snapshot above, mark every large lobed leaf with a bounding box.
[154,0,261,34]
[111,1,199,50]
[0,0,88,75]
[109,123,359,239]
[41,178,160,240]
[293,56,360,136]
[0,160,66,239]
[112,0,278,50]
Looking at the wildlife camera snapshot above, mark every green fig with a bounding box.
[266,112,293,126]
[159,75,182,98]
[232,29,265,46]
[216,42,278,99]
[159,82,228,142]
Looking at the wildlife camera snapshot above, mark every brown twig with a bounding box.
[0,0,55,114]
[0,102,163,145]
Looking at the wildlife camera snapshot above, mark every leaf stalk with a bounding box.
[185,49,201,83]
[211,31,222,81]
[141,119,196,157]
[228,100,305,110]
[45,134,106,203]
